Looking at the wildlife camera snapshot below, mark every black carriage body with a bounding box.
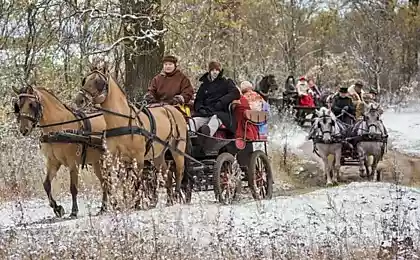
[187,130,261,192]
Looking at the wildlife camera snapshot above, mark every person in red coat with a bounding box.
[232,93,259,141]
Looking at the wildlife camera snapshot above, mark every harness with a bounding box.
[15,89,104,169]
[79,70,203,166]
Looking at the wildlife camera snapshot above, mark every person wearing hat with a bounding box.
[190,61,240,137]
[331,85,355,125]
[145,55,194,106]
[348,80,366,119]
[296,76,315,107]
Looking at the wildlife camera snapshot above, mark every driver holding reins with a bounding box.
[331,85,355,125]
[144,55,194,113]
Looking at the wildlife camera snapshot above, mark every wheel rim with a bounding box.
[220,161,235,203]
[253,156,268,198]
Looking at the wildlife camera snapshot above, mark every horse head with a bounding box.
[313,107,336,143]
[12,85,43,136]
[256,74,279,98]
[75,62,110,108]
[363,103,383,135]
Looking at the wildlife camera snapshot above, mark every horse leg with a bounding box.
[154,155,172,206]
[366,155,373,181]
[372,156,380,182]
[133,160,145,210]
[323,156,333,187]
[357,145,366,178]
[43,161,64,218]
[333,146,342,184]
[69,165,79,217]
[172,152,186,204]
[93,161,108,214]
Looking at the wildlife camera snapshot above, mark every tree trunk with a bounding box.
[121,0,164,102]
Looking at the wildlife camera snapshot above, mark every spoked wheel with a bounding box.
[248,150,273,200]
[213,153,241,205]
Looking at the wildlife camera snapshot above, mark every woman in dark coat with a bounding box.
[191,61,240,136]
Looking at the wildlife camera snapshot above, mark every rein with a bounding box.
[80,70,205,167]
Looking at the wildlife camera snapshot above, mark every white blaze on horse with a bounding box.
[351,102,388,181]
[309,107,345,186]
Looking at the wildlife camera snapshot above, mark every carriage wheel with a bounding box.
[213,153,241,205]
[247,150,273,200]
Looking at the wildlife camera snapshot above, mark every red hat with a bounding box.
[299,76,306,81]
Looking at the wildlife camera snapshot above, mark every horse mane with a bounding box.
[35,87,75,114]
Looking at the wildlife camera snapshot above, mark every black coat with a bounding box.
[331,94,355,124]
[193,70,240,133]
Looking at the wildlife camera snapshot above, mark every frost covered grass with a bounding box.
[2,100,420,259]
[0,182,419,259]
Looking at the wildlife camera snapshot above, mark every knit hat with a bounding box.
[240,81,254,92]
[208,61,221,71]
[299,76,307,81]
[162,55,178,64]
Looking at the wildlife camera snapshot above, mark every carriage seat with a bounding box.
[244,110,269,140]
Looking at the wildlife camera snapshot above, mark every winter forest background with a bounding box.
[0,0,419,105]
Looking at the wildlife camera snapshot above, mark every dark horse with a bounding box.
[255,75,281,108]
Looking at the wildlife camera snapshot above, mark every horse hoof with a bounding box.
[70,212,78,219]
[326,182,334,187]
[54,205,65,218]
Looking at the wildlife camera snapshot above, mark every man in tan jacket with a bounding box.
[348,80,365,119]
[145,55,194,105]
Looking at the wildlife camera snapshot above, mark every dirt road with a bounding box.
[272,139,420,196]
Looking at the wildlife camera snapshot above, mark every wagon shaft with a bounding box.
[40,132,104,149]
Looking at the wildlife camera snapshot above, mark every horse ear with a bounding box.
[12,85,19,94]
[27,85,34,94]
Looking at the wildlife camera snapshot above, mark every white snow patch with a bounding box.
[1,182,419,258]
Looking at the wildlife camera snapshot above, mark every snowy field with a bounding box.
[0,182,419,259]
[1,105,420,259]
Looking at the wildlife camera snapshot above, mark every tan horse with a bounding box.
[13,85,107,217]
[74,66,190,206]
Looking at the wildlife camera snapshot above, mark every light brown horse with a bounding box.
[74,65,189,206]
[13,85,107,217]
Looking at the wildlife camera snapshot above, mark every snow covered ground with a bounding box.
[1,182,419,259]
[1,105,420,258]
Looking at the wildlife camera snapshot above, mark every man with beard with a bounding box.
[190,61,240,137]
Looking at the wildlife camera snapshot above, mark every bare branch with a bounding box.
[87,28,167,55]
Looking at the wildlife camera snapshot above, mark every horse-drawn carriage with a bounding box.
[310,106,388,186]
[276,91,324,126]
[185,108,272,204]
[12,68,274,218]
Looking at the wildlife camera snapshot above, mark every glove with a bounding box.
[343,106,349,111]
[144,93,155,104]
[197,107,208,115]
[172,95,184,105]
[214,101,223,110]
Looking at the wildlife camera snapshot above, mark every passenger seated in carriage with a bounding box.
[296,76,315,107]
[284,75,297,94]
[331,86,355,125]
[144,55,194,115]
[189,61,240,137]
[307,76,322,100]
[238,80,269,136]
[348,80,365,120]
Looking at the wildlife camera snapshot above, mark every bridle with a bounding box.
[79,70,109,106]
[14,91,43,127]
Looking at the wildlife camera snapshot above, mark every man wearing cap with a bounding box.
[331,86,355,125]
[191,61,240,137]
[145,55,194,105]
[348,80,365,119]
